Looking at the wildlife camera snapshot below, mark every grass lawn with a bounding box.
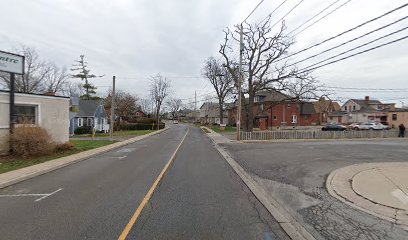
[72,130,155,138]
[210,125,237,133]
[0,140,116,174]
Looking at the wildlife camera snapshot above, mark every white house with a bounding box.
[199,102,228,125]
[330,96,395,124]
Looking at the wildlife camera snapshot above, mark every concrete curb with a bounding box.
[202,127,315,240]
[326,162,408,231]
[0,127,170,189]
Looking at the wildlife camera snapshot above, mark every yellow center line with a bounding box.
[117,127,190,240]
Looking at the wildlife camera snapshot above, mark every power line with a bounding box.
[299,35,408,73]
[286,16,408,68]
[292,0,354,37]
[320,89,408,92]
[299,27,408,71]
[270,0,305,29]
[276,3,408,62]
[243,0,266,23]
[324,86,408,91]
[287,0,342,35]
[259,0,289,24]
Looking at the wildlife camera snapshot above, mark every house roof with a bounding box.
[200,102,218,110]
[78,99,103,117]
[255,90,291,102]
[0,90,69,99]
[300,102,316,115]
[350,99,382,106]
[313,99,341,113]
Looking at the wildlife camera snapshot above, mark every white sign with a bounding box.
[0,50,24,75]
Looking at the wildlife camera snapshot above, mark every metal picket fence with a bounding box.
[240,129,399,141]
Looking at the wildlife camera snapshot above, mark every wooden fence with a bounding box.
[240,130,399,141]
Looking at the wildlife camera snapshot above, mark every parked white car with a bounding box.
[357,122,390,130]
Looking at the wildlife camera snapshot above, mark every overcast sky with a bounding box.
[1,0,407,107]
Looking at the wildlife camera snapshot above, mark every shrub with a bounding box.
[75,126,92,135]
[55,142,75,152]
[10,126,55,157]
[136,118,157,124]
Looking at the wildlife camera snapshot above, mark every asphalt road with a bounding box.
[223,140,408,240]
[0,124,288,240]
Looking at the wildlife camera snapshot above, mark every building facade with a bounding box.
[0,91,70,154]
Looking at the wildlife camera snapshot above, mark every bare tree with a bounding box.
[150,73,171,130]
[166,98,182,120]
[202,57,234,125]
[71,55,103,100]
[139,98,152,116]
[105,89,139,126]
[0,46,50,93]
[43,64,70,95]
[219,17,317,131]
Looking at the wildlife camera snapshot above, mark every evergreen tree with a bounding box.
[70,55,103,100]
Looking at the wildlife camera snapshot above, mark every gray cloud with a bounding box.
[1,0,407,106]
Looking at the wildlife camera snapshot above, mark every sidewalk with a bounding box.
[327,162,408,230]
[0,127,169,189]
[202,126,316,240]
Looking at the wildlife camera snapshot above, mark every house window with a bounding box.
[15,105,36,124]
[292,115,297,123]
[392,114,397,121]
[87,118,93,126]
[345,106,348,111]
[352,106,356,111]
[78,118,83,127]
[273,115,277,121]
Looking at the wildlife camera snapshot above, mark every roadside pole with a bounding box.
[110,76,115,139]
[237,24,243,141]
[9,73,16,134]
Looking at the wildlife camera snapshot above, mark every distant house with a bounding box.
[227,90,320,129]
[70,99,110,133]
[199,102,228,125]
[329,96,396,124]
[0,90,69,154]
[387,108,408,128]
[312,97,341,124]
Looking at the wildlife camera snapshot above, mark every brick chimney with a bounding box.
[364,96,370,105]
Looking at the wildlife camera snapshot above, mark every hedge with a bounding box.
[75,126,92,134]
[118,123,165,131]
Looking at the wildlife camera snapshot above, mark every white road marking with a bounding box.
[392,189,408,205]
[0,188,63,202]
[116,148,135,153]
[110,156,127,160]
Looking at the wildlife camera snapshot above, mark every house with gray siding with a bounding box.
[70,99,109,133]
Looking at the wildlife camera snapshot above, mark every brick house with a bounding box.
[227,90,320,129]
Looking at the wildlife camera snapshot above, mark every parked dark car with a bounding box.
[322,123,347,131]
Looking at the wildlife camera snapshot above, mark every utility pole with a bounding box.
[9,73,16,134]
[237,24,243,141]
[110,76,115,139]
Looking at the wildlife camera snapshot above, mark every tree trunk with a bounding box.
[156,105,160,130]
[219,101,223,125]
[247,90,255,132]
